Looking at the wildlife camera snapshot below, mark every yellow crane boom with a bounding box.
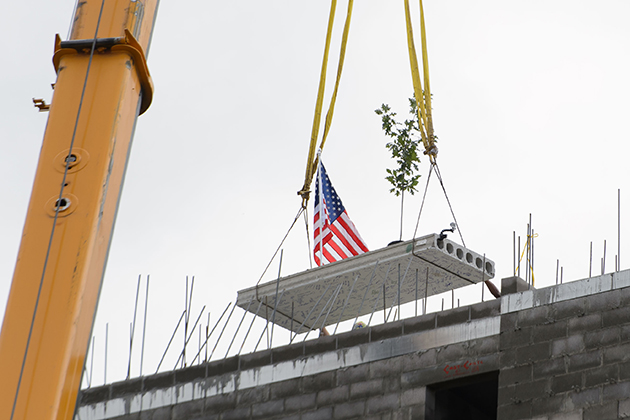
[0,1,159,419]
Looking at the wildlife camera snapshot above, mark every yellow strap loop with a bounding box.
[404,0,437,161]
[299,0,354,208]
[299,0,338,208]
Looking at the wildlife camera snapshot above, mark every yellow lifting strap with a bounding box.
[298,0,354,208]
[404,0,437,161]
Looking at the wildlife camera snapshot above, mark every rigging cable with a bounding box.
[255,206,305,288]
[10,1,107,418]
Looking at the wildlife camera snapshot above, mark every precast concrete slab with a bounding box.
[236,233,495,333]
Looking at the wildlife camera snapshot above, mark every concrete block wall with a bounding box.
[498,273,630,419]
[75,270,630,420]
[76,300,501,420]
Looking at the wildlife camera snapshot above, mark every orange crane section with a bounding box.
[0,1,159,419]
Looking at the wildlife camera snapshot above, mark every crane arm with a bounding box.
[0,1,159,419]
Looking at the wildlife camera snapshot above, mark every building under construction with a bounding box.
[75,261,630,419]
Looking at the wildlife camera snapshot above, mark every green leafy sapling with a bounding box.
[375,97,431,241]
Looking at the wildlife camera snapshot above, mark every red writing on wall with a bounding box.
[443,359,483,377]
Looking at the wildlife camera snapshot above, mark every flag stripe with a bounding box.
[313,161,368,266]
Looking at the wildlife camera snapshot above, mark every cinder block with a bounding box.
[552,335,585,356]
[602,306,630,328]
[269,378,301,399]
[501,312,518,333]
[284,393,316,413]
[586,291,621,313]
[383,376,401,394]
[236,386,269,405]
[436,306,470,327]
[584,364,618,388]
[271,342,304,363]
[502,276,530,295]
[531,395,567,417]
[570,387,601,409]
[602,342,630,365]
[533,321,568,343]
[172,399,204,418]
[516,342,550,365]
[403,313,436,335]
[336,364,370,386]
[470,299,501,319]
[401,350,438,373]
[400,366,443,389]
[239,349,272,371]
[401,387,426,407]
[142,371,175,393]
[619,398,630,418]
[303,335,337,355]
[500,348,517,367]
[568,315,602,336]
[370,356,403,378]
[551,372,582,394]
[316,385,348,406]
[302,371,335,393]
[583,401,619,420]
[336,327,369,350]
[251,399,284,418]
[333,400,366,419]
[549,411,583,420]
[436,343,469,364]
[79,386,112,406]
[370,320,404,342]
[514,378,550,402]
[204,392,237,411]
[568,350,602,372]
[497,401,532,420]
[533,358,567,379]
[603,381,630,401]
[619,361,630,381]
[139,406,172,420]
[302,407,333,420]
[349,379,383,400]
[366,393,400,415]
[622,325,630,343]
[221,406,252,420]
[518,305,550,328]
[551,299,587,321]
[469,335,500,356]
[111,378,143,398]
[499,365,532,387]
[500,327,533,350]
[585,327,621,350]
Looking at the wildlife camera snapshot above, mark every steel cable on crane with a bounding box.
[10,1,107,418]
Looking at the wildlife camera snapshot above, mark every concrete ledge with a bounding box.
[501,269,630,314]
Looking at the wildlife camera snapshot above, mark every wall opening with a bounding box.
[426,371,498,420]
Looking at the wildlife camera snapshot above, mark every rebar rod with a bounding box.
[269,288,286,348]
[209,302,237,360]
[333,273,360,334]
[304,284,341,342]
[368,264,393,327]
[224,296,255,358]
[155,310,186,373]
[353,261,382,328]
[238,299,264,355]
[290,282,334,343]
[190,302,231,366]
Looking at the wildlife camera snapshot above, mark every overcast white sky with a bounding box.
[1,0,629,386]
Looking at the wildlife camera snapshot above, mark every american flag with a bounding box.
[314,161,368,266]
